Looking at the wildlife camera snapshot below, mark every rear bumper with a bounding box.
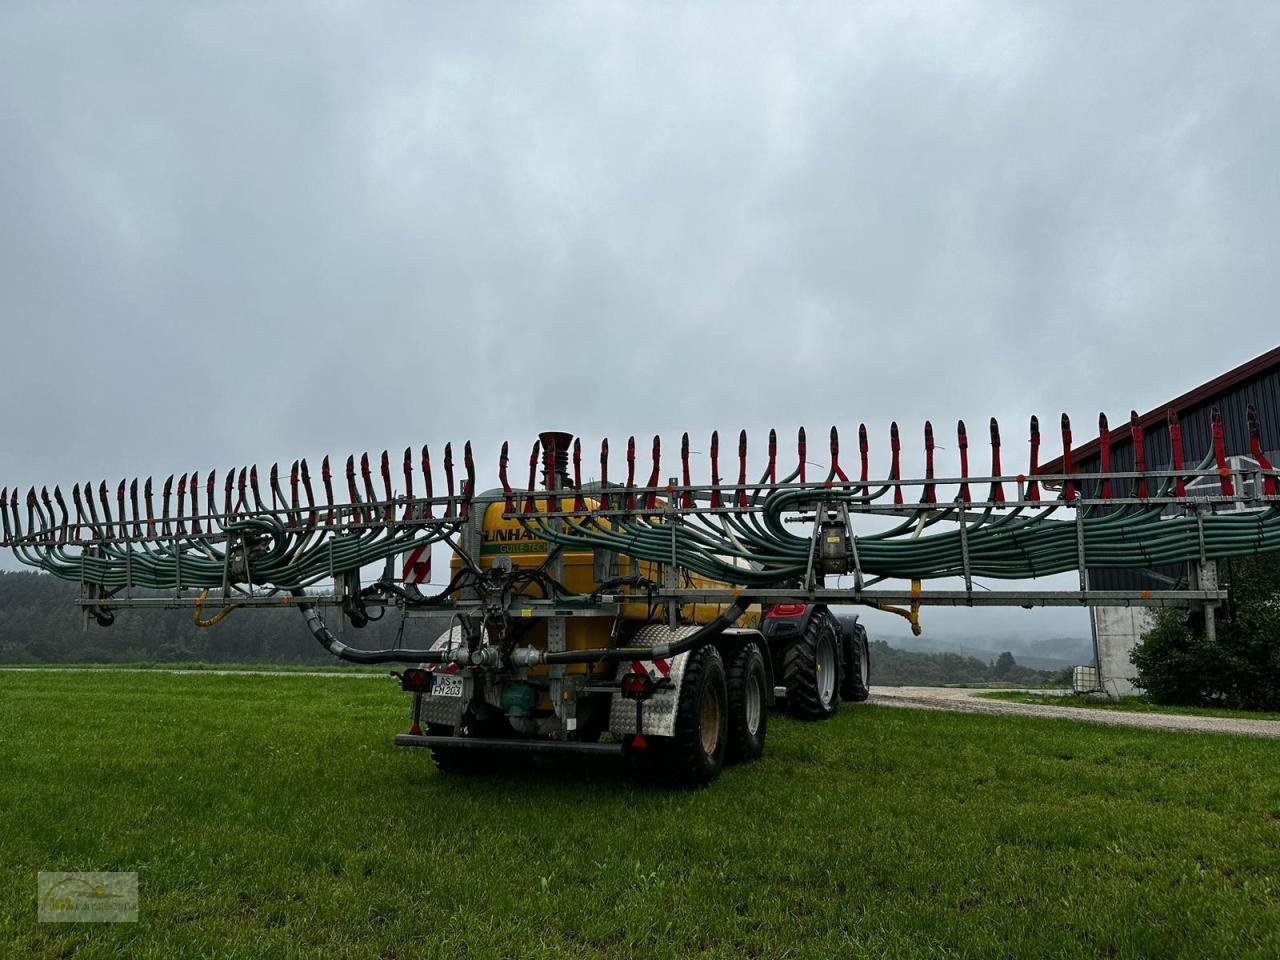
[394,734,624,756]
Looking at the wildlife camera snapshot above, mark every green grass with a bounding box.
[0,660,384,673]
[979,690,1280,722]
[1,674,1277,959]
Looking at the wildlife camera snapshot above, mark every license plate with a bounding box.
[431,674,464,698]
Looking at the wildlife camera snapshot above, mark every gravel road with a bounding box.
[871,686,1280,738]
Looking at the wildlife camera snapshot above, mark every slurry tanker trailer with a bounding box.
[2,409,1277,786]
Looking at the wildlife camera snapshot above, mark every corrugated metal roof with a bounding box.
[1042,345,1280,474]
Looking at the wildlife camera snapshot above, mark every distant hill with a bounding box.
[877,632,1093,670]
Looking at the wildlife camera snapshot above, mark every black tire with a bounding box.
[782,609,841,720]
[634,644,728,788]
[841,625,871,703]
[726,641,768,763]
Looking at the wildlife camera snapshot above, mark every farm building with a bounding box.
[1042,346,1280,696]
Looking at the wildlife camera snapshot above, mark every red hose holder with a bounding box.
[768,428,778,487]
[681,433,693,509]
[403,448,417,521]
[989,418,1005,504]
[1098,413,1113,501]
[301,460,316,526]
[174,476,186,534]
[573,438,586,512]
[797,427,807,485]
[443,443,456,518]
[380,451,394,522]
[1168,411,1186,498]
[498,442,513,513]
[345,456,360,519]
[189,473,201,535]
[957,420,970,504]
[599,439,610,512]
[1026,416,1041,503]
[889,423,902,506]
[626,436,637,511]
[462,441,475,520]
[289,461,301,524]
[1248,404,1277,496]
[420,446,434,520]
[827,426,848,488]
[646,436,661,509]
[1060,414,1076,504]
[1211,408,1233,496]
[523,441,539,515]
[709,431,722,509]
[1130,411,1150,499]
[922,422,936,504]
[321,456,334,526]
[543,444,556,516]
[858,424,869,496]
[737,430,750,507]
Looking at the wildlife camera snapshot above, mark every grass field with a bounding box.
[1,673,1277,959]
[978,690,1280,722]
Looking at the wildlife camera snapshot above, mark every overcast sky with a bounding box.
[3,2,1279,642]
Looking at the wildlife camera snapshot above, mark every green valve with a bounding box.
[500,681,538,718]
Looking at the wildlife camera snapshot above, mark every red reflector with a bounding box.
[631,734,648,749]
[766,603,807,618]
[401,668,432,692]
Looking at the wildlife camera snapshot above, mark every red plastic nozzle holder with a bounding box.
[1210,408,1233,496]
[443,443,456,519]
[462,441,475,520]
[174,475,187,534]
[889,423,902,506]
[573,439,586,512]
[858,424,870,496]
[767,428,778,487]
[1247,405,1277,496]
[681,433,693,508]
[957,420,971,504]
[737,431,749,508]
[625,436,637,511]
[380,451,394,522]
[598,439,610,512]
[1168,411,1186,498]
[922,422,936,504]
[499,441,513,513]
[646,436,661,509]
[989,418,1005,504]
[322,456,335,526]
[1131,411,1150,499]
[420,446,434,519]
[189,472,202,535]
[709,432,722,509]
[1026,416,1041,503]
[1098,413,1113,501]
[1059,414,1075,504]
[797,427,807,485]
[524,441,540,515]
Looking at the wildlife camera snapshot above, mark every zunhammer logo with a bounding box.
[479,528,544,556]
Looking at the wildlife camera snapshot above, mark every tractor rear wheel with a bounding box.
[841,625,871,703]
[726,641,768,763]
[782,609,841,720]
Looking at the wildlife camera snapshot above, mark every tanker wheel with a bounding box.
[840,625,871,703]
[782,610,841,720]
[725,641,768,763]
[630,644,728,788]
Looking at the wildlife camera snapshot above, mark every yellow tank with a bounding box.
[451,495,756,675]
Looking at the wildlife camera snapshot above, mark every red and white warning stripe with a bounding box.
[631,657,671,682]
[402,545,431,584]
